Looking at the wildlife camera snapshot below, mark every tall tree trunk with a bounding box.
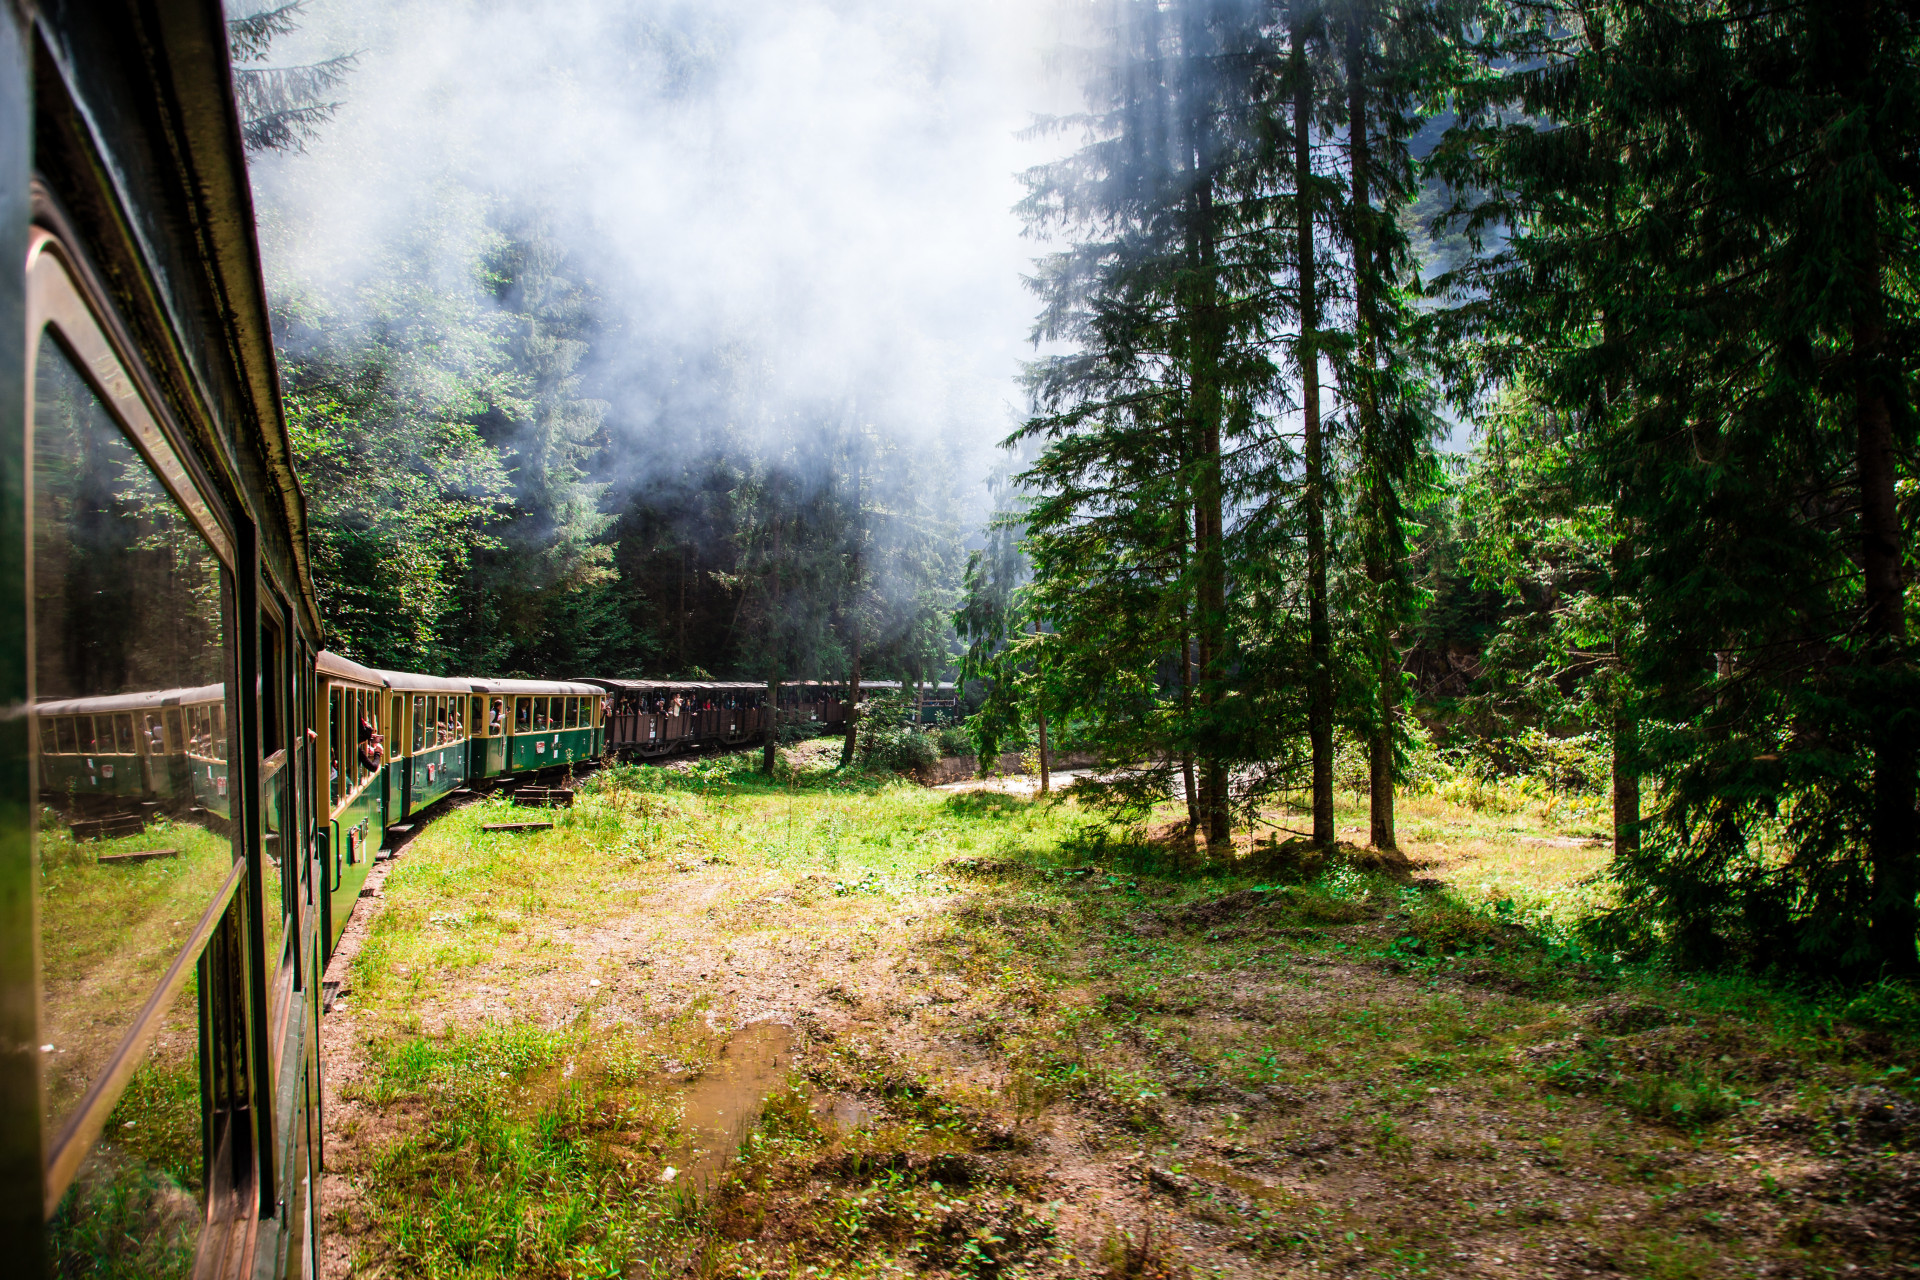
[1183,10,1231,851]
[1348,5,1396,851]
[1294,15,1335,849]
[1842,0,1915,975]
[763,523,783,775]
[1180,616,1199,830]
[763,674,781,774]
[677,543,689,671]
[840,624,861,769]
[841,447,865,770]
[1610,536,1639,857]
[1037,705,1051,794]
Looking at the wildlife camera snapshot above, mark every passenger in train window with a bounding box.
[359,726,385,772]
[490,698,504,734]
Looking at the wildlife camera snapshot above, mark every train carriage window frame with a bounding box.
[24,231,251,1224]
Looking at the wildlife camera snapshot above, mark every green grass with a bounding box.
[324,743,1920,1280]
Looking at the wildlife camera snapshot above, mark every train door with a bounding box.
[388,691,406,829]
[468,696,482,779]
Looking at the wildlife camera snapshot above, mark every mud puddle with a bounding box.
[665,1020,794,1194]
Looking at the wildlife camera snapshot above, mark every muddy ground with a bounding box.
[316,757,1920,1280]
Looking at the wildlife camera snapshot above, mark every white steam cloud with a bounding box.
[248,0,1068,497]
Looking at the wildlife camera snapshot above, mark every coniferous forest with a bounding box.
[243,0,1920,981]
[975,0,1918,982]
[182,5,1920,1275]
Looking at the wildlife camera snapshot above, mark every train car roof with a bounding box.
[376,670,479,694]
[579,678,765,692]
[465,678,605,696]
[317,650,390,687]
[584,678,952,692]
[35,683,226,715]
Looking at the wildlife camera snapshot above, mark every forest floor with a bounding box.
[317,742,1920,1280]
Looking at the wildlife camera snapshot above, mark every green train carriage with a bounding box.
[316,652,389,951]
[468,679,606,774]
[380,671,479,817]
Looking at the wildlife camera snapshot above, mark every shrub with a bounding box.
[860,724,938,775]
[936,725,974,758]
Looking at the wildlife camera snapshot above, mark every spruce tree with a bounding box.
[1017,0,1297,846]
[1434,0,1920,973]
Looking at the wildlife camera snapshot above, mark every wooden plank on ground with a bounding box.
[73,814,146,841]
[482,821,553,832]
[511,788,575,808]
[97,848,180,865]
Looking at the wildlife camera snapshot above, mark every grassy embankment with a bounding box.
[319,745,1920,1280]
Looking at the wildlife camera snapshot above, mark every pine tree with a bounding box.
[1334,0,1452,850]
[1017,0,1298,845]
[227,2,356,155]
[1434,0,1920,973]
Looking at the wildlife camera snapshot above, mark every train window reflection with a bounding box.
[30,331,233,1179]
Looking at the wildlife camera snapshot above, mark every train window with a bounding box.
[514,698,530,733]
[356,690,370,783]
[528,697,545,731]
[391,694,404,757]
[38,719,57,756]
[29,279,240,1247]
[561,698,575,730]
[329,688,343,807]
[165,709,182,754]
[412,696,426,753]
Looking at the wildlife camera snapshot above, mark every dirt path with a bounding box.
[315,771,1917,1280]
